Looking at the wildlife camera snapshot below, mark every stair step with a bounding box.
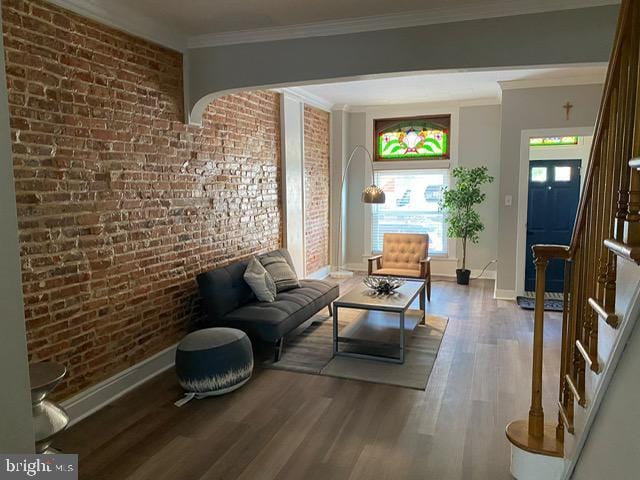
[604,238,640,264]
[557,400,574,434]
[588,297,619,328]
[505,420,563,457]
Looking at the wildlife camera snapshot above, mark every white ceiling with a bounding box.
[49,0,620,50]
[287,65,608,108]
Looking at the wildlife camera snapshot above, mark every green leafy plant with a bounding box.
[438,166,494,271]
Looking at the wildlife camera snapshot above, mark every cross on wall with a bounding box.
[563,101,574,120]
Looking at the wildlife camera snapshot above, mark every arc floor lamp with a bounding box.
[331,145,386,278]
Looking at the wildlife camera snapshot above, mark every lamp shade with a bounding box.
[362,184,386,204]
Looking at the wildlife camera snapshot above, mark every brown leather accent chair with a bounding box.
[367,233,432,302]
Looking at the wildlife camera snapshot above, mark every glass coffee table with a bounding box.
[332,280,426,364]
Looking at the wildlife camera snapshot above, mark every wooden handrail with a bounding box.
[531,244,571,260]
[570,0,632,249]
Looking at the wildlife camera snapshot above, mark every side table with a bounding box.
[29,362,69,453]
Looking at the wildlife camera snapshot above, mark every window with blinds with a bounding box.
[371,169,448,255]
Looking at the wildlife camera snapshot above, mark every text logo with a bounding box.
[1,455,77,480]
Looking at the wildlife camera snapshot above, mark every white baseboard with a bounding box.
[61,343,177,426]
[432,268,497,280]
[305,265,331,279]
[339,262,496,280]
[494,288,517,300]
[344,262,367,272]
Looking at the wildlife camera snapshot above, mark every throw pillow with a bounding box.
[243,257,277,302]
[259,255,300,292]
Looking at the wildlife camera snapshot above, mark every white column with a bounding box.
[329,107,348,268]
[0,6,35,453]
[280,93,306,277]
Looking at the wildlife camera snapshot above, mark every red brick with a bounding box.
[303,105,330,275]
[3,0,283,399]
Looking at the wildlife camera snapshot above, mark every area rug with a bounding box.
[516,295,564,312]
[262,310,448,390]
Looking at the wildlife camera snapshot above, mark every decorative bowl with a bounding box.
[363,276,405,295]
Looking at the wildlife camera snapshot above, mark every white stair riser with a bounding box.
[510,445,564,480]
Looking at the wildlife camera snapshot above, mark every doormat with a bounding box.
[516,296,564,312]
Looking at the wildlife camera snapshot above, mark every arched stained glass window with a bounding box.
[374,115,450,161]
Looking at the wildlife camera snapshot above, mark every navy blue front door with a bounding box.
[525,160,581,292]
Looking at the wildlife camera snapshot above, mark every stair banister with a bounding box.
[506,0,640,475]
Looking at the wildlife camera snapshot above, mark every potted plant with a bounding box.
[439,166,494,285]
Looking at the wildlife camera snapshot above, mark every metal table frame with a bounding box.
[332,282,425,364]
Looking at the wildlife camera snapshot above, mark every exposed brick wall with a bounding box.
[303,105,330,275]
[2,0,282,399]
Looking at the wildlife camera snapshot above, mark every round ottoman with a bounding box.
[174,327,253,406]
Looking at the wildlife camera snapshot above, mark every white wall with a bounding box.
[280,93,306,276]
[496,84,603,293]
[457,104,502,273]
[340,101,501,277]
[344,111,367,267]
[186,5,618,121]
[0,4,35,453]
[330,108,348,268]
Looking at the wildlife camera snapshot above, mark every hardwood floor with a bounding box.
[56,277,562,480]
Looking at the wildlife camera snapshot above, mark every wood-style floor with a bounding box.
[56,276,562,480]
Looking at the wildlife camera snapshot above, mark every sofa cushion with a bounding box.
[258,251,300,292]
[243,257,277,302]
[197,258,255,320]
[372,267,423,278]
[221,279,339,342]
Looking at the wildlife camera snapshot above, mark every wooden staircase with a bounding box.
[506,0,640,477]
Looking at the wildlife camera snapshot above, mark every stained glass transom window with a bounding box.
[374,115,450,161]
[529,136,579,147]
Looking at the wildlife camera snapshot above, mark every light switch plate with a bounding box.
[505,195,513,206]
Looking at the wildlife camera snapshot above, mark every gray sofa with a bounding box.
[196,249,339,361]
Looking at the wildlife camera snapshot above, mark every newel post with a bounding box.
[506,244,565,476]
[529,254,549,438]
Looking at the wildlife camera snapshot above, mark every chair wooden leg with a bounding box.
[274,338,284,362]
[427,277,432,302]
[327,303,333,317]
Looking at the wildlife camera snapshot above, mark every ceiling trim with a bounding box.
[45,0,187,52]
[187,0,619,49]
[499,72,607,90]
[346,97,502,113]
[276,88,334,112]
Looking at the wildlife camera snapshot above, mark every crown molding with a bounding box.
[187,0,619,49]
[346,97,501,113]
[499,72,607,90]
[331,104,351,112]
[276,88,334,112]
[45,0,187,52]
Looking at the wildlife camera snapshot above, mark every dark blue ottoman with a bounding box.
[174,327,253,406]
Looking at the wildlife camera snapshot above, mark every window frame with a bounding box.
[370,168,450,257]
[373,114,452,162]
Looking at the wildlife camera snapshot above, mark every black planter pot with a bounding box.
[456,268,471,285]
